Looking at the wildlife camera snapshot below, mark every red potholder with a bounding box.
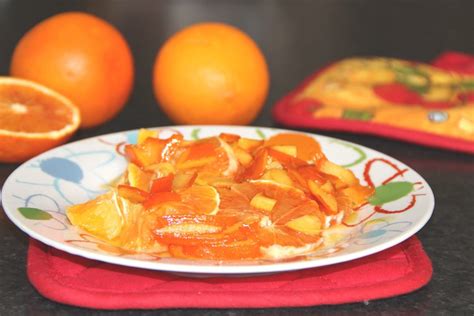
[27,237,432,310]
[273,51,474,154]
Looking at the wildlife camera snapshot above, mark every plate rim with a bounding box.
[2,125,435,274]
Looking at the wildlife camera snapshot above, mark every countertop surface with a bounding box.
[1,0,473,314]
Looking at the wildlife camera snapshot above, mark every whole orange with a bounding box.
[153,22,269,125]
[10,12,134,128]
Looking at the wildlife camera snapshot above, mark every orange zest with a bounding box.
[187,141,217,160]
[118,185,149,203]
[219,133,241,144]
[144,192,181,209]
[239,149,268,180]
[267,148,307,169]
[264,133,325,161]
[151,174,174,193]
[125,134,183,168]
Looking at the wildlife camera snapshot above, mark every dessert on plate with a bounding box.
[67,130,374,261]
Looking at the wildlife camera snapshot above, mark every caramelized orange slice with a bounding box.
[144,192,181,209]
[218,132,240,144]
[238,148,268,180]
[265,133,325,162]
[177,137,238,177]
[117,184,149,203]
[67,192,123,240]
[179,185,220,215]
[173,239,261,260]
[150,174,174,193]
[127,163,153,191]
[67,131,374,260]
[125,134,183,167]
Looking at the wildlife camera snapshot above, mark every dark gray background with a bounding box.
[0,0,473,314]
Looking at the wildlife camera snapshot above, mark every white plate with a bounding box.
[2,126,434,275]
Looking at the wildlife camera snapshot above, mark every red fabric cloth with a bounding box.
[273,51,474,154]
[27,237,432,309]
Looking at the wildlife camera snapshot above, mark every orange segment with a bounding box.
[143,185,221,215]
[286,215,322,236]
[296,165,326,184]
[238,149,268,180]
[265,133,325,162]
[307,180,338,215]
[67,192,123,240]
[187,141,218,160]
[179,185,220,215]
[144,192,181,209]
[219,180,324,227]
[267,148,307,169]
[0,77,80,162]
[155,214,262,260]
[340,185,375,209]
[177,137,238,177]
[273,200,322,226]
[237,137,263,152]
[219,133,240,144]
[150,174,174,193]
[127,163,153,191]
[137,128,158,144]
[318,159,358,186]
[172,172,197,190]
[67,191,167,253]
[117,184,149,203]
[125,134,183,168]
[176,239,261,260]
[154,214,243,229]
[215,186,251,213]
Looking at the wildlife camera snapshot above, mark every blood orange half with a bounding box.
[0,77,80,162]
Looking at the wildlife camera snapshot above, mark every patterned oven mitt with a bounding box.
[273,52,474,153]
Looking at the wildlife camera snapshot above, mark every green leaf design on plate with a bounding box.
[18,207,52,220]
[255,129,266,139]
[342,109,374,121]
[191,128,200,140]
[369,181,414,206]
[334,141,367,168]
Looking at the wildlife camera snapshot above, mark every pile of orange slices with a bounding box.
[67,130,374,260]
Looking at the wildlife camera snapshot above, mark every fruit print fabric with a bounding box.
[273,51,474,154]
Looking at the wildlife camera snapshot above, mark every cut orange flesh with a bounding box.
[179,185,220,215]
[238,149,268,180]
[67,131,374,260]
[0,77,80,162]
[67,192,123,240]
[117,184,149,203]
[177,137,238,177]
[151,174,174,193]
[265,133,325,162]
